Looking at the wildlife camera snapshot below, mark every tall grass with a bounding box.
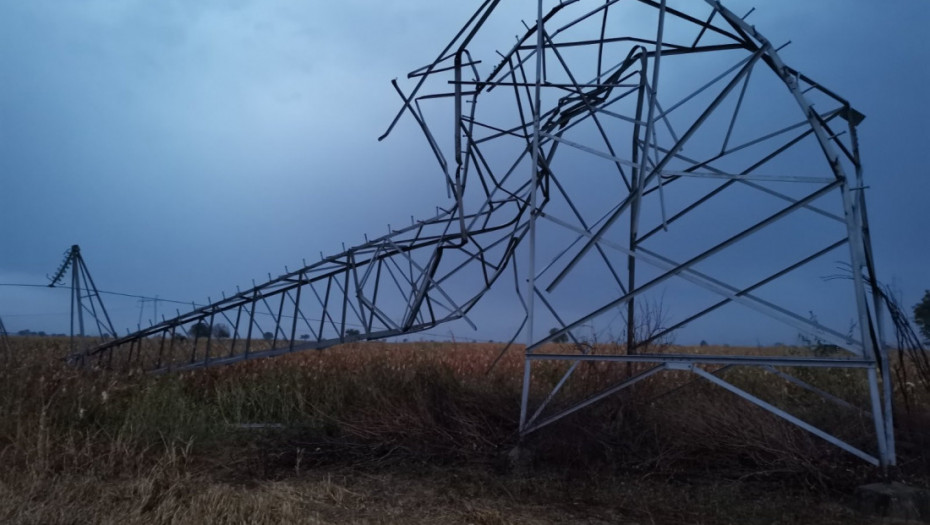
[1,336,928,521]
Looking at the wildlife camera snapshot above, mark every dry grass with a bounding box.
[0,336,927,523]
[0,465,883,525]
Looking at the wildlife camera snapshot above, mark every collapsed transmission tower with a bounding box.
[49,245,118,355]
[76,1,894,467]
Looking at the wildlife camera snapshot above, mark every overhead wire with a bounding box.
[0,282,201,306]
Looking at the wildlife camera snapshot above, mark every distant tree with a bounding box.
[345,328,360,340]
[212,323,231,338]
[699,340,709,347]
[915,290,930,343]
[300,334,310,340]
[14,329,47,337]
[262,332,274,341]
[549,327,568,343]
[190,322,211,338]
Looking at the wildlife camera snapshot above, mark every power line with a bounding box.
[0,282,198,306]
[0,311,70,318]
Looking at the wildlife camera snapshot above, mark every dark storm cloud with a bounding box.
[0,1,926,345]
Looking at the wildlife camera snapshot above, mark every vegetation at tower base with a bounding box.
[1,337,928,523]
[915,290,930,344]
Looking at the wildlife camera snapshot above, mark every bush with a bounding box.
[212,324,231,339]
[915,290,930,344]
[190,322,211,338]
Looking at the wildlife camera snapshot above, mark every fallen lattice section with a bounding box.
[76,1,895,468]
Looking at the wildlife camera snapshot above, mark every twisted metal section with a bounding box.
[79,201,529,373]
[78,1,893,467]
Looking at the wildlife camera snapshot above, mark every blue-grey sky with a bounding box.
[1,1,927,345]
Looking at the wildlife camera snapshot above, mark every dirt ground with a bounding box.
[1,458,893,525]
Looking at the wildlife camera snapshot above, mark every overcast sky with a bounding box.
[1,1,927,345]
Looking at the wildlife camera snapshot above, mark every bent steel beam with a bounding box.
[79,1,893,467]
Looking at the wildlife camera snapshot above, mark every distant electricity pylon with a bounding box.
[48,245,118,356]
[137,296,161,330]
[75,1,894,468]
[0,316,9,359]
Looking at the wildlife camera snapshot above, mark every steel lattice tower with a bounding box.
[49,245,118,356]
[75,1,894,467]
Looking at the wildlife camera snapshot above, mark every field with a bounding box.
[1,337,928,524]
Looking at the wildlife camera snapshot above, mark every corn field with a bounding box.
[0,337,927,524]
